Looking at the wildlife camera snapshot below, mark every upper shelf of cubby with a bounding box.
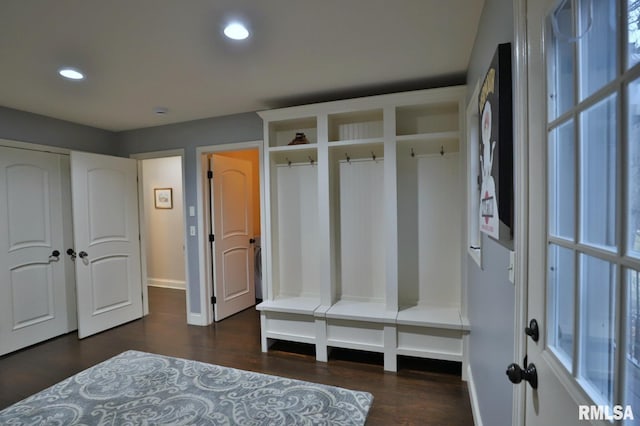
[396,102,459,137]
[328,109,383,143]
[266,116,317,148]
[396,130,460,143]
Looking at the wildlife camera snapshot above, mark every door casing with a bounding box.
[130,149,189,321]
[195,141,264,325]
[512,0,529,423]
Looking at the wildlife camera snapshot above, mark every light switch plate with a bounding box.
[508,251,515,284]
[189,206,195,217]
[190,225,196,236]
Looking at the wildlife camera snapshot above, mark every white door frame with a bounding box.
[195,140,264,325]
[512,0,530,424]
[130,149,190,320]
[0,138,71,155]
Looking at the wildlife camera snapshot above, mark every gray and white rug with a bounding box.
[0,350,373,425]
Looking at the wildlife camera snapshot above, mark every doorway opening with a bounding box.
[196,141,263,324]
[132,151,189,321]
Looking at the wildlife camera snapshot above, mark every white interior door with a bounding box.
[211,154,255,321]
[0,146,76,355]
[523,0,638,424]
[71,152,143,338]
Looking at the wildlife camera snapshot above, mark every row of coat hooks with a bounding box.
[285,156,315,166]
[344,151,377,163]
[284,145,446,166]
[410,145,446,157]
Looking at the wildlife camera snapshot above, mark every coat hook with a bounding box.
[286,157,291,167]
[411,148,415,158]
[309,156,315,165]
[345,153,351,163]
[371,151,376,161]
[440,145,445,156]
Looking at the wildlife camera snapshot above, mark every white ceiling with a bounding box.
[0,1,484,131]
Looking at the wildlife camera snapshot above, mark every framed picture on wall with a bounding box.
[478,42,513,250]
[154,188,173,209]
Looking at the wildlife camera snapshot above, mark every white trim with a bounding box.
[147,278,186,290]
[130,149,185,160]
[187,312,207,326]
[135,160,150,316]
[467,364,483,426]
[195,140,264,325]
[257,86,467,122]
[129,149,190,322]
[466,80,482,269]
[0,138,70,155]
[513,0,529,425]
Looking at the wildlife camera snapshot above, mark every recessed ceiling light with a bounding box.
[224,22,249,40]
[58,67,85,80]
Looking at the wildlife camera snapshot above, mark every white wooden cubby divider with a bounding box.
[257,86,470,374]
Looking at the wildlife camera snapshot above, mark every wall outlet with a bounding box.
[190,225,196,236]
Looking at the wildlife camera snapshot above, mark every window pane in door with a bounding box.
[628,78,640,259]
[579,254,617,406]
[549,121,576,240]
[579,0,617,99]
[580,94,618,250]
[548,244,575,369]
[548,1,575,120]
[628,0,640,69]
[625,269,640,422]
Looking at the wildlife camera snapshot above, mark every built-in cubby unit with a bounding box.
[257,86,469,374]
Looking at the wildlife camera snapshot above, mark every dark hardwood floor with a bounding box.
[0,287,474,425]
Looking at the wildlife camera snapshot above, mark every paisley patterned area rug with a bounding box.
[0,350,373,425]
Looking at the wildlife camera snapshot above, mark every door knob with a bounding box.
[49,250,60,261]
[525,319,539,342]
[66,249,76,260]
[506,362,538,389]
[78,251,88,259]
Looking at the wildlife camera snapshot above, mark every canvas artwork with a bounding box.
[478,43,513,249]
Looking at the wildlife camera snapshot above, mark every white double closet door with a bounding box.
[0,146,143,356]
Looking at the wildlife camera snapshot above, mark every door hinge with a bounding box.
[211,296,216,304]
[207,170,213,179]
[209,234,215,242]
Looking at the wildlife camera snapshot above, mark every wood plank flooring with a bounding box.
[0,287,474,425]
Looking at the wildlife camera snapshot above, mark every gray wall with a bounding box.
[0,106,117,154]
[116,112,263,314]
[465,0,515,425]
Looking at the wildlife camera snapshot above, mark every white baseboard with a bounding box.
[187,311,208,326]
[467,364,483,426]
[147,278,186,290]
